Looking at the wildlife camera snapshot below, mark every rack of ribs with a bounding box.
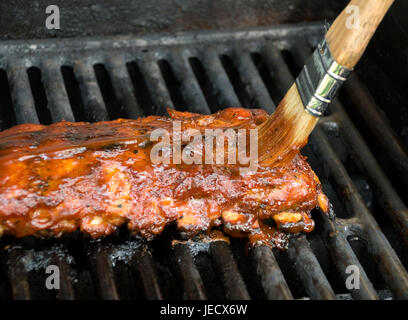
[0,108,330,249]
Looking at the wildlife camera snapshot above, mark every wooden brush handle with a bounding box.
[326,0,394,69]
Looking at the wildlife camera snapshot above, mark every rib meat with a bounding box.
[0,108,330,249]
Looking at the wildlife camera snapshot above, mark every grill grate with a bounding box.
[0,22,407,300]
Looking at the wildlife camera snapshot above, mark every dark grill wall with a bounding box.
[0,0,347,40]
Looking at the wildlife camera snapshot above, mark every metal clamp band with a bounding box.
[295,39,353,117]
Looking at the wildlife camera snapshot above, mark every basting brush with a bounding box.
[258,0,395,166]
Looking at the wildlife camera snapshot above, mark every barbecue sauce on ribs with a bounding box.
[0,108,329,249]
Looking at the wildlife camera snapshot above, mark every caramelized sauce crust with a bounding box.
[0,108,328,249]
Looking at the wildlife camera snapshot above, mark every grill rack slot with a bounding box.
[0,22,406,300]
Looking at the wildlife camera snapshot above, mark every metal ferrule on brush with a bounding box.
[296,39,353,117]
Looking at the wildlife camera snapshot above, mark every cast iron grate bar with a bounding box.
[335,102,408,247]
[173,243,207,300]
[73,60,110,122]
[137,58,174,115]
[91,245,120,300]
[199,48,241,108]
[168,50,211,114]
[209,241,250,300]
[230,50,276,112]
[131,246,163,300]
[7,248,31,300]
[7,63,40,124]
[288,236,336,300]
[250,246,293,300]
[41,59,75,122]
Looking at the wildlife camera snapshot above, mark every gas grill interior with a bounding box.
[0,0,408,300]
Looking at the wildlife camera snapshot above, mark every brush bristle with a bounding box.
[257,84,318,167]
